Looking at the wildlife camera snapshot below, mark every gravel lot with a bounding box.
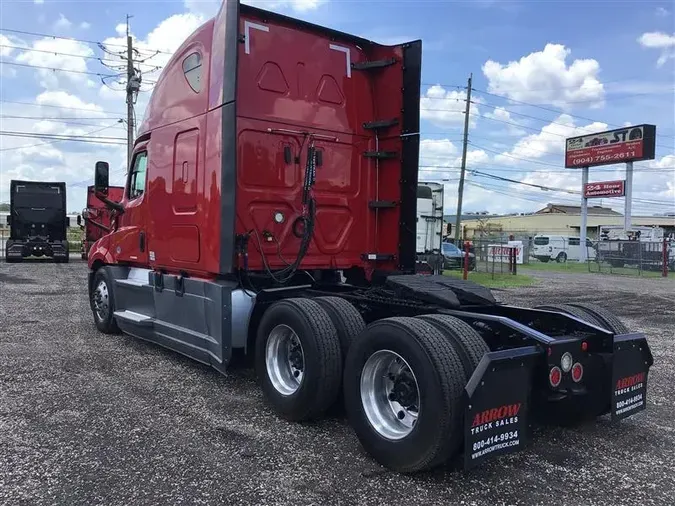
[1,261,673,506]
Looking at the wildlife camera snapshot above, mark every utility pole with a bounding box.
[454,73,472,244]
[125,15,135,169]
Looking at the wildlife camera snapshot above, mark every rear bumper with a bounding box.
[464,332,652,469]
[5,239,69,259]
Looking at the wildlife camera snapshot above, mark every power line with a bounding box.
[0,44,164,71]
[0,115,124,128]
[0,124,126,151]
[471,88,675,140]
[0,60,120,78]
[0,27,172,55]
[0,99,125,115]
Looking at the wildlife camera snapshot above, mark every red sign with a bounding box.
[565,124,656,168]
[584,180,625,198]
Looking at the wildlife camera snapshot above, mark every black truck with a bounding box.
[5,180,70,263]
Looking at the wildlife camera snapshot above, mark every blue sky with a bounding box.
[0,0,673,215]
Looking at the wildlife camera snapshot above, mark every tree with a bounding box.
[0,203,9,212]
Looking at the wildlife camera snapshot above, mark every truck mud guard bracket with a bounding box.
[611,333,653,421]
[464,346,540,470]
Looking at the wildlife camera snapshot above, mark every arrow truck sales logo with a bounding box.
[565,124,656,168]
[471,403,521,433]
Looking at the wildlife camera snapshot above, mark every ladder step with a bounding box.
[363,151,398,160]
[369,200,398,209]
[352,58,397,71]
[363,118,399,130]
[361,253,395,261]
[114,310,154,326]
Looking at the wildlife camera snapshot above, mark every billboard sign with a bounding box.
[565,124,656,168]
[584,180,626,198]
[487,241,524,264]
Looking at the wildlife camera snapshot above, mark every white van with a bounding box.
[532,235,597,263]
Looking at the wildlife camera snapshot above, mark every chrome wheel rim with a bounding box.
[93,280,110,322]
[360,350,420,440]
[265,324,305,396]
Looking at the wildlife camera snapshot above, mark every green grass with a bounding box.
[522,260,671,279]
[443,269,536,289]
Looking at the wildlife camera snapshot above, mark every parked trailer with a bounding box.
[81,185,124,260]
[86,0,653,473]
[416,182,444,273]
[5,180,70,263]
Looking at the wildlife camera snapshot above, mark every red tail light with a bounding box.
[571,363,584,383]
[581,341,588,352]
[549,366,562,388]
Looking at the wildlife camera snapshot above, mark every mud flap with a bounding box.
[464,346,540,470]
[611,333,653,421]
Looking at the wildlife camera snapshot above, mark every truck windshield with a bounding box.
[534,237,549,245]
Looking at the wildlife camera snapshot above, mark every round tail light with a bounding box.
[571,362,584,383]
[549,366,562,388]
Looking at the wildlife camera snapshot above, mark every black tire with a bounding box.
[567,302,629,334]
[539,257,550,263]
[536,304,604,328]
[556,252,567,263]
[255,298,342,422]
[344,317,465,473]
[91,268,121,334]
[313,296,366,359]
[416,314,489,381]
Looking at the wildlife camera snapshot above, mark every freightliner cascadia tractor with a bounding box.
[5,180,70,263]
[86,0,653,473]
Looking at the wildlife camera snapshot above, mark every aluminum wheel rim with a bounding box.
[93,280,110,322]
[360,350,420,440]
[265,324,305,396]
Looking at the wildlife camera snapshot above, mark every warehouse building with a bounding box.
[456,203,675,240]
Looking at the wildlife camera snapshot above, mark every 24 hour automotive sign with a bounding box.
[565,124,656,168]
[584,180,625,198]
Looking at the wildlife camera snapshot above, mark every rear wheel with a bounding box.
[556,252,567,263]
[313,296,365,359]
[567,302,629,334]
[536,303,604,328]
[416,314,488,381]
[255,298,342,422]
[91,268,121,334]
[344,317,465,473]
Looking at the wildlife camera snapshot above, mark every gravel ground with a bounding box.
[1,261,673,506]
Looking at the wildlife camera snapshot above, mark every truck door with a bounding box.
[114,148,149,265]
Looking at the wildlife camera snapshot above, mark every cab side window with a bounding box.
[568,238,580,246]
[128,151,148,200]
[183,52,202,93]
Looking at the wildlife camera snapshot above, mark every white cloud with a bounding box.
[482,44,605,108]
[15,38,93,89]
[656,7,670,17]
[0,34,15,57]
[35,90,108,117]
[495,114,608,164]
[34,0,44,4]
[638,32,675,67]
[420,85,480,128]
[484,107,526,136]
[80,22,91,30]
[53,14,72,31]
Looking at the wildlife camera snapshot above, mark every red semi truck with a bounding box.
[87,0,652,472]
[81,185,124,260]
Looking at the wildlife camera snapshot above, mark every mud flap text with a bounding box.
[464,346,539,470]
[611,334,652,421]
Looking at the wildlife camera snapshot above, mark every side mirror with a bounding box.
[95,161,110,194]
[5,215,10,226]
